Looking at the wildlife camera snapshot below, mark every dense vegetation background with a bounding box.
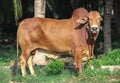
[0,0,120,55]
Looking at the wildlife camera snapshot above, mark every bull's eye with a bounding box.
[98,17,103,21]
[98,17,101,20]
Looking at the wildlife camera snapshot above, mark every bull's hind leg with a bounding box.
[27,55,36,76]
[20,53,27,77]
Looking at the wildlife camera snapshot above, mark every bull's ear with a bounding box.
[76,17,88,24]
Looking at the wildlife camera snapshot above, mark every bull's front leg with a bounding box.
[74,49,83,74]
[90,45,94,59]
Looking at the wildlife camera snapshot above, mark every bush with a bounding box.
[45,60,64,75]
[87,49,120,68]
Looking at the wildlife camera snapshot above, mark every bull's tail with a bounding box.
[11,29,19,76]
[16,30,19,63]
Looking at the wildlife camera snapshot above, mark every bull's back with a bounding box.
[18,17,73,53]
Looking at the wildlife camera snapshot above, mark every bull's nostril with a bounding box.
[92,27,97,31]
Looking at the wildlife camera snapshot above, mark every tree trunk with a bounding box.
[114,0,120,37]
[33,0,47,65]
[34,0,46,17]
[104,0,113,54]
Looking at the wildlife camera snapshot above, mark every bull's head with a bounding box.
[87,11,103,34]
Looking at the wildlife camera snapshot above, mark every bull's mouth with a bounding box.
[91,30,98,34]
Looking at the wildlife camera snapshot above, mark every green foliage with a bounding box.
[45,60,64,75]
[87,49,120,68]
[113,41,120,49]
[83,68,110,77]
[46,0,59,19]
[0,0,14,23]
[0,0,22,23]
[0,48,16,62]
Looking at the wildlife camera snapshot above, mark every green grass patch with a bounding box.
[0,48,16,63]
[1,62,120,83]
[0,48,120,82]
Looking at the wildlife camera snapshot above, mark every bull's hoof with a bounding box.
[32,74,36,77]
[82,57,88,61]
[75,69,82,76]
[90,56,94,59]
[82,56,94,62]
[22,74,26,77]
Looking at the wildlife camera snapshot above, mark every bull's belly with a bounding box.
[34,48,72,58]
[38,45,72,54]
[31,45,72,61]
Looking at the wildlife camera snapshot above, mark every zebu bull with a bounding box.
[16,8,102,76]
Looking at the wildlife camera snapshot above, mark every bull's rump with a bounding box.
[17,17,72,53]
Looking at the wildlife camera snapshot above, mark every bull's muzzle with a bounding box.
[90,27,99,33]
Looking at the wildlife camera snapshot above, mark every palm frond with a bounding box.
[13,0,22,24]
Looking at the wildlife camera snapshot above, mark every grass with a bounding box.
[1,48,120,83]
[0,62,120,83]
[0,48,16,62]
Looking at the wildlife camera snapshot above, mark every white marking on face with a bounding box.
[91,25,98,28]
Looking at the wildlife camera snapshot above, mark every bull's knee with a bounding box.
[20,56,26,65]
[20,59,26,65]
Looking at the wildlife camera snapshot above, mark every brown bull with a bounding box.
[17,8,102,76]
